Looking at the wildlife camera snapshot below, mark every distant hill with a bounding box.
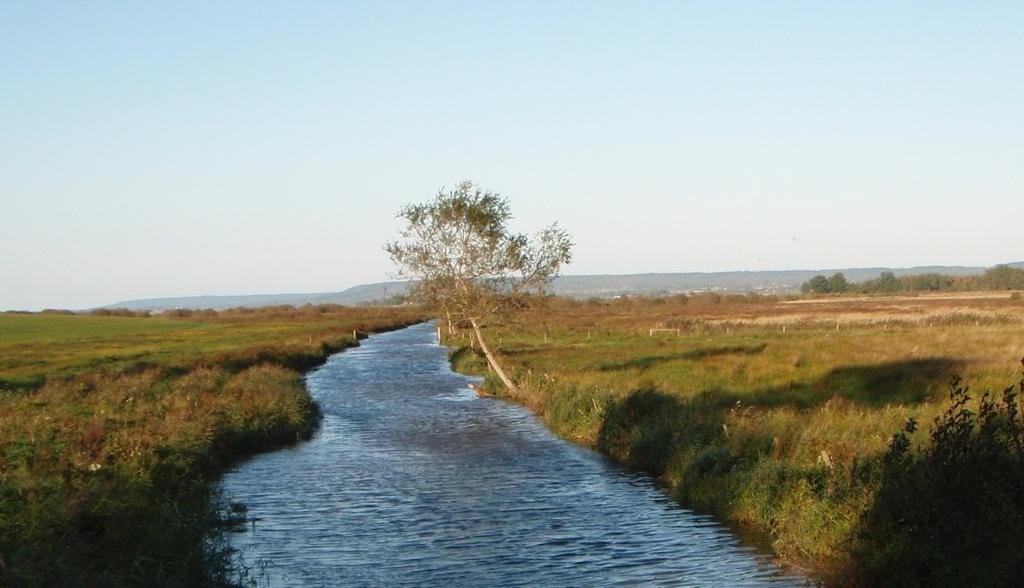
[100,284,408,311]
[101,261,1024,310]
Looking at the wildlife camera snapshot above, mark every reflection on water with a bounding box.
[221,322,802,586]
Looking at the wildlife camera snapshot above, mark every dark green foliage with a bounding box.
[597,389,741,476]
[801,273,850,294]
[1,469,239,587]
[827,273,850,293]
[824,265,1024,295]
[802,274,832,294]
[89,308,152,318]
[598,389,688,474]
[857,365,1024,586]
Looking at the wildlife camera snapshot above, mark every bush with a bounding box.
[857,363,1024,586]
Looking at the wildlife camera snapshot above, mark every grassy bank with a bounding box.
[0,306,424,586]
[449,292,1024,584]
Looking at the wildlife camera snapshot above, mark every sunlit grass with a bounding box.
[0,308,426,389]
[0,306,425,585]
[453,293,1024,581]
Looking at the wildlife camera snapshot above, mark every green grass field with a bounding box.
[0,309,419,389]
[453,293,1024,584]
[0,306,424,586]
[6,294,1022,585]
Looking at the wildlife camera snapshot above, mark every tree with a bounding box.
[802,274,831,294]
[827,272,849,293]
[876,271,901,293]
[981,265,1024,290]
[385,181,573,393]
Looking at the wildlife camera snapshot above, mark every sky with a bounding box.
[2,1,1022,310]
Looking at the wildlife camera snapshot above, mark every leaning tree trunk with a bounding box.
[468,318,520,394]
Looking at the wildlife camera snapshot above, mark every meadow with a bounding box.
[452,292,1024,585]
[0,306,424,587]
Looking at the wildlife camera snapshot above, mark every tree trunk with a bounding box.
[469,318,519,394]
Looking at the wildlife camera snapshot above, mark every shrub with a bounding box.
[857,363,1024,586]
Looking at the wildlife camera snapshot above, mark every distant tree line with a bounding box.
[801,265,1024,294]
[87,308,153,318]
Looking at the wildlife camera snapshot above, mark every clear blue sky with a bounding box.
[2,1,1022,310]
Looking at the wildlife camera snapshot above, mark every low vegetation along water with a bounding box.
[221,322,802,585]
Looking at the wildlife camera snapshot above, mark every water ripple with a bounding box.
[222,322,803,587]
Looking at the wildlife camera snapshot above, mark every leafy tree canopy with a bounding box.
[385,180,573,392]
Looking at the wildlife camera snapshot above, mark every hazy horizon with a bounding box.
[16,257,1021,312]
[4,2,1022,310]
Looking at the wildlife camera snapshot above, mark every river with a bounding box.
[221,322,803,586]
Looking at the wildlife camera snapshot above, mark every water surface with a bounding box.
[222,322,802,586]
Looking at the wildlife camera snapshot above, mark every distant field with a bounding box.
[0,309,417,389]
[466,292,1024,441]
[454,292,1024,582]
[0,306,425,586]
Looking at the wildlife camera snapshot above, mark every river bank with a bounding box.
[448,294,1024,585]
[0,307,424,586]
